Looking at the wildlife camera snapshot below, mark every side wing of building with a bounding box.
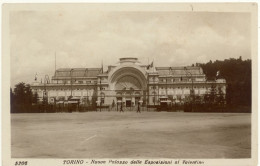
[30,58,226,107]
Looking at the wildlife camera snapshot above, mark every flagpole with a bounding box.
[55,52,57,84]
[153,58,155,72]
[55,51,56,72]
[102,60,103,73]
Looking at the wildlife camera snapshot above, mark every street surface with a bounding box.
[11,112,251,158]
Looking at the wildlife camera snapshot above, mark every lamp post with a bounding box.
[153,76,155,107]
[100,77,102,112]
[43,75,50,113]
[169,76,172,110]
[147,75,149,112]
[166,75,168,97]
[184,67,194,112]
[165,75,168,111]
[70,69,74,99]
[69,69,74,113]
[130,87,134,111]
[117,99,118,112]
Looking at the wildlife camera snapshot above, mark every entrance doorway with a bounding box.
[126,99,131,107]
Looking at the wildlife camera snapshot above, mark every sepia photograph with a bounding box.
[2,3,258,166]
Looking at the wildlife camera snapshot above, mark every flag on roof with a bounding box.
[146,61,154,70]
[34,73,38,81]
[101,60,103,74]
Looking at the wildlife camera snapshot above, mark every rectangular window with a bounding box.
[152,97,155,103]
[101,98,105,104]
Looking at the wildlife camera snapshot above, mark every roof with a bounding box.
[55,68,102,78]
[156,66,204,76]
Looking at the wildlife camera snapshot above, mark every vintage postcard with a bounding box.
[2,3,258,166]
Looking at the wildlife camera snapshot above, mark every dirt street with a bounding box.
[11,112,251,158]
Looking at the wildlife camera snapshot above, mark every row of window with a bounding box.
[150,86,207,89]
[34,89,95,91]
[35,87,108,91]
[150,77,194,82]
[54,80,110,84]
[160,78,192,82]
[54,80,97,84]
[150,77,206,83]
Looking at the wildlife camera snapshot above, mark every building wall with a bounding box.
[31,58,226,106]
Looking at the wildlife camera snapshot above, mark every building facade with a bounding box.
[31,57,226,107]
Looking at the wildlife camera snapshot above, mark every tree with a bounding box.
[194,95,202,104]
[216,86,225,105]
[32,92,39,104]
[203,94,210,104]
[10,88,15,113]
[200,57,251,106]
[42,92,48,107]
[209,85,217,104]
[11,82,33,113]
[226,83,233,105]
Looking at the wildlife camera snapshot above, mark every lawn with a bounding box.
[11,111,251,158]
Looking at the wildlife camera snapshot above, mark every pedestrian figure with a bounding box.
[137,102,141,113]
[120,104,124,112]
[111,100,115,112]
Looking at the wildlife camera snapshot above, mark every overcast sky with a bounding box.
[10,10,251,87]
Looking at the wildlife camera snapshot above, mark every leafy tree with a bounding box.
[225,83,232,105]
[209,85,217,104]
[199,57,251,106]
[203,94,210,104]
[10,88,15,113]
[216,86,225,105]
[194,95,202,104]
[42,92,48,106]
[11,82,33,113]
[32,92,39,104]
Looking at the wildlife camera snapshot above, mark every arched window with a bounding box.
[100,93,105,104]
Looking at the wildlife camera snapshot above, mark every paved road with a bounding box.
[11,112,251,158]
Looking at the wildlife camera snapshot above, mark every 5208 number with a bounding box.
[15,161,28,165]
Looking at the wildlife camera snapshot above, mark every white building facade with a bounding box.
[31,57,226,107]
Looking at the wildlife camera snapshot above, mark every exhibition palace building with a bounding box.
[31,57,226,107]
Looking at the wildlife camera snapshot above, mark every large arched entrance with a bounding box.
[115,75,142,107]
[109,66,147,109]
